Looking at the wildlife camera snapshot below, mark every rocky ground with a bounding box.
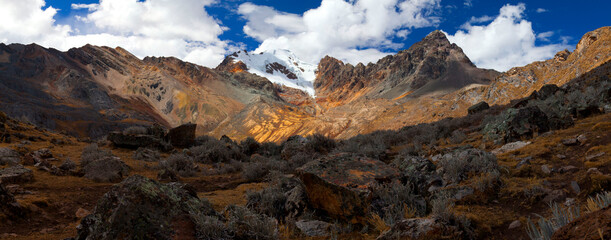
[0,71,609,239]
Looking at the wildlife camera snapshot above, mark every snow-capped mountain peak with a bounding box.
[231,49,317,96]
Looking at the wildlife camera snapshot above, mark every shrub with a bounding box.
[585,191,611,213]
[122,126,148,135]
[526,203,580,240]
[287,153,317,169]
[371,181,426,226]
[158,153,198,178]
[246,186,287,221]
[305,133,336,154]
[436,147,500,185]
[258,142,282,157]
[224,205,278,240]
[191,138,245,163]
[431,192,455,223]
[193,215,231,240]
[243,162,270,182]
[335,133,388,159]
[80,143,113,167]
[203,160,243,176]
[449,130,467,144]
[240,137,260,156]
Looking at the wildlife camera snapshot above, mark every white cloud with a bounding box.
[0,0,72,44]
[536,8,548,13]
[464,0,472,7]
[71,3,98,10]
[445,3,568,71]
[459,15,494,29]
[238,0,441,65]
[536,31,554,41]
[0,0,233,68]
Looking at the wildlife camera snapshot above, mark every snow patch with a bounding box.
[232,49,317,96]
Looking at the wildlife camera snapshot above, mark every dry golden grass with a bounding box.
[198,182,267,212]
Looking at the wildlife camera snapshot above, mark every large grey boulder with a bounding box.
[0,165,33,184]
[0,148,20,166]
[75,175,221,240]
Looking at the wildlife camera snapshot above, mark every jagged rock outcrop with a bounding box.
[0,148,20,166]
[314,30,498,104]
[165,123,196,148]
[75,175,220,240]
[297,153,399,224]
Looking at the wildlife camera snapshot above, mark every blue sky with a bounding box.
[1,0,609,71]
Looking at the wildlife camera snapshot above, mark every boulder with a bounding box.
[107,132,162,149]
[467,101,489,115]
[0,148,20,166]
[0,183,28,220]
[295,220,332,237]
[285,184,308,219]
[561,138,579,146]
[492,141,531,154]
[506,106,550,142]
[23,148,57,167]
[377,218,470,240]
[536,84,562,100]
[75,175,220,240]
[165,123,196,148]
[393,155,438,191]
[0,165,33,184]
[133,148,161,162]
[297,153,399,224]
[82,156,130,183]
[515,156,532,169]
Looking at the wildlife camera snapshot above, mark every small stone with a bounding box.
[562,138,578,146]
[570,181,580,194]
[75,208,90,218]
[454,187,474,201]
[556,154,566,159]
[559,165,578,173]
[508,220,522,230]
[295,220,332,237]
[541,165,551,175]
[587,168,602,175]
[585,152,605,161]
[576,134,587,144]
[516,157,532,169]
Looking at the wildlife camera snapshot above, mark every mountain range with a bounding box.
[0,27,609,142]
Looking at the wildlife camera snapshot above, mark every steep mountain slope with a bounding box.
[212,27,611,142]
[314,30,499,105]
[364,26,611,133]
[0,43,284,138]
[0,27,608,142]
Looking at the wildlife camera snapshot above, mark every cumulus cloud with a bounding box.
[238,0,441,65]
[445,3,568,71]
[0,0,234,68]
